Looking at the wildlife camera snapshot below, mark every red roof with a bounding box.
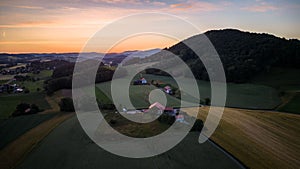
[164,107,173,111]
[164,86,171,90]
[149,102,165,110]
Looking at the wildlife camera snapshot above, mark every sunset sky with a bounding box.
[0,0,299,53]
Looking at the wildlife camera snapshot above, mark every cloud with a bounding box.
[242,5,278,12]
[15,5,44,9]
[241,1,279,12]
[0,21,56,28]
[170,3,192,10]
[168,1,223,12]
[91,0,142,5]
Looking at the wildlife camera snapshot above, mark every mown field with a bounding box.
[183,106,300,169]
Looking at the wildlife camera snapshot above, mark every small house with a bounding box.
[141,78,147,84]
[133,77,148,85]
[164,86,172,94]
[145,102,175,115]
[175,115,185,123]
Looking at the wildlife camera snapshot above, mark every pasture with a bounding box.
[16,80,44,93]
[251,67,300,91]
[0,93,51,118]
[278,93,300,114]
[0,113,56,149]
[143,74,281,109]
[96,80,182,109]
[27,70,53,80]
[15,70,53,93]
[0,112,73,169]
[16,116,242,169]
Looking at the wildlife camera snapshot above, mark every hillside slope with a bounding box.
[152,29,300,83]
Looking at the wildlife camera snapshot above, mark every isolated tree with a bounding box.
[59,97,75,112]
[190,119,204,132]
[204,98,211,106]
[12,103,40,116]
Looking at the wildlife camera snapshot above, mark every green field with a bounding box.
[0,80,9,84]
[95,73,281,110]
[16,116,242,169]
[278,93,300,114]
[16,80,44,93]
[0,113,56,149]
[96,80,182,109]
[0,93,51,119]
[95,87,112,104]
[14,70,53,93]
[27,70,53,80]
[251,67,300,91]
[143,74,281,109]
[103,111,170,138]
[251,67,300,113]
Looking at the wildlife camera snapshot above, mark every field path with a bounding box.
[16,116,243,169]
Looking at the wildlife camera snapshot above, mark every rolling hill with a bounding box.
[144,29,300,83]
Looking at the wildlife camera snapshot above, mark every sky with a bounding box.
[0,0,299,53]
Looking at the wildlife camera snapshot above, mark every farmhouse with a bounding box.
[0,84,23,93]
[163,86,173,94]
[133,77,148,85]
[144,102,176,116]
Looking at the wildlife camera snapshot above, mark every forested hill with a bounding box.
[165,29,300,83]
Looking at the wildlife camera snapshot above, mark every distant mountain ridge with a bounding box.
[0,49,161,64]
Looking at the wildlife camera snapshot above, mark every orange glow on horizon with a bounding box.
[0,34,178,54]
[106,34,178,53]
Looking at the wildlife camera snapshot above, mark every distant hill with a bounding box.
[158,29,300,83]
[121,48,161,58]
